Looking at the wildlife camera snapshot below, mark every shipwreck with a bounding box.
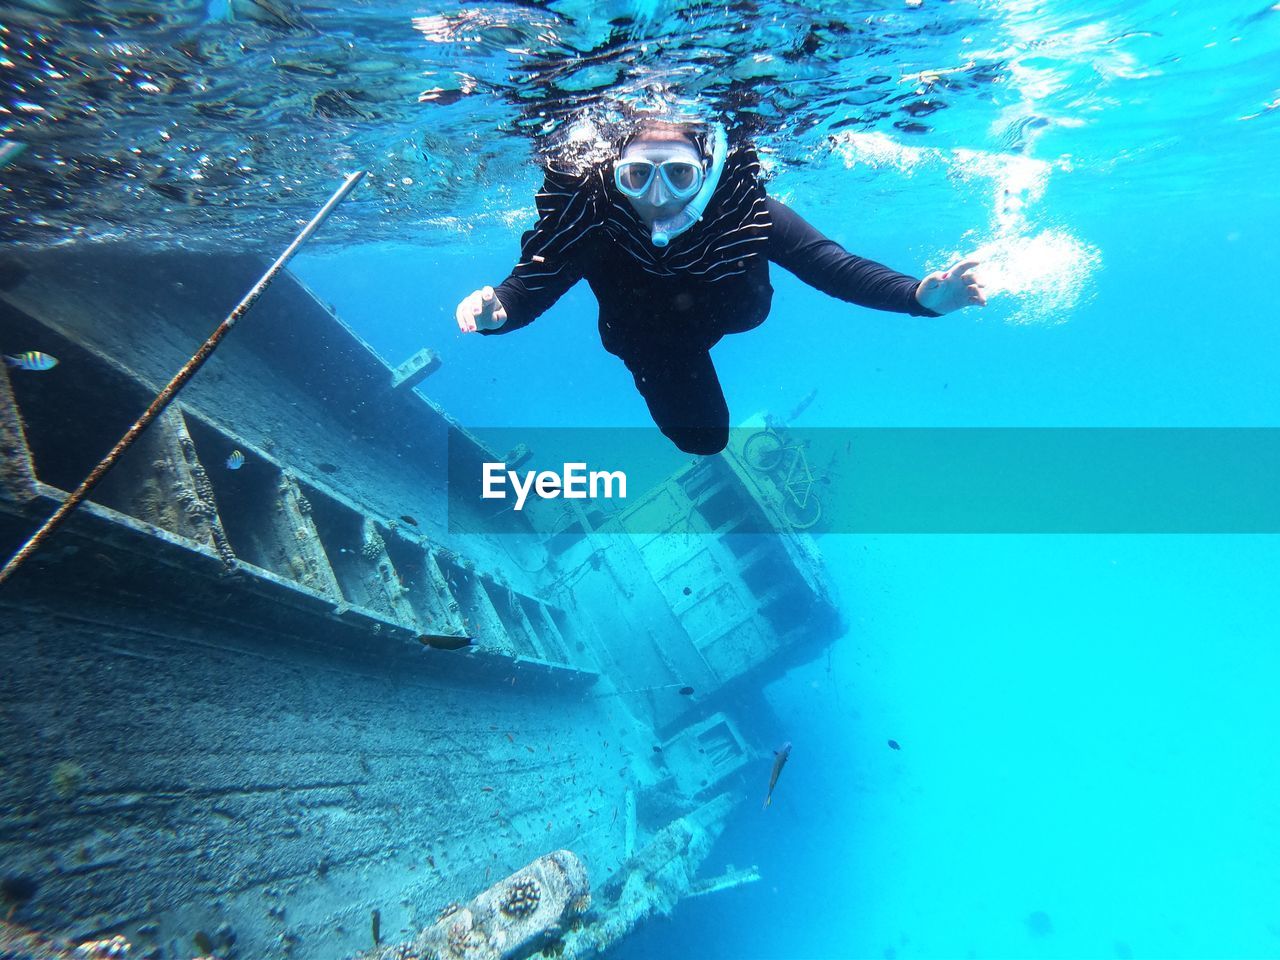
[0,246,841,960]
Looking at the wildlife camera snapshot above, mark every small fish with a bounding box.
[763,741,791,810]
[887,739,901,751]
[225,450,245,470]
[678,686,695,696]
[682,586,692,596]
[5,351,57,371]
[317,462,339,474]
[416,634,472,651]
[481,785,494,793]
[400,514,419,526]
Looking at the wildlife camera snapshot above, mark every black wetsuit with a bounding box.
[484,146,938,454]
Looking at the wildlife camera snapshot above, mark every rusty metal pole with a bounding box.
[0,169,367,586]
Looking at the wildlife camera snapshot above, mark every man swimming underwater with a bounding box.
[456,118,985,455]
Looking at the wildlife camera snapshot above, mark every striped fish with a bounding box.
[225,450,245,470]
[4,351,58,371]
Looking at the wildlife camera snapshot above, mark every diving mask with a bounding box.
[613,157,706,200]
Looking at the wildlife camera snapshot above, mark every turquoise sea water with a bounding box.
[7,0,1280,956]
[614,536,1280,959]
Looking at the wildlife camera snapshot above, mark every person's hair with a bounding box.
[537,105,720,177]
[619,119,708,161]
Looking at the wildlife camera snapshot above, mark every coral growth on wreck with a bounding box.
[362,529,385,561]
[444,919,481,958]
[500,877,540,918]
[435,902,460,924]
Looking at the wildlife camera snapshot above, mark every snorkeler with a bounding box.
[456,119,985,455]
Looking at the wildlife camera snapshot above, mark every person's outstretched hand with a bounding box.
[455,286,508,333]
[915,258,986,314]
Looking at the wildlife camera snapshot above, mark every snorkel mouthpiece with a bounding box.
[650,123,728,247]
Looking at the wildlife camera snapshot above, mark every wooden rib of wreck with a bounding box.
[0,247,841,960]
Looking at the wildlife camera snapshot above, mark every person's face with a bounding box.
[617,137,702,225]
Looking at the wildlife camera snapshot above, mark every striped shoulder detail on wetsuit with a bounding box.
[601,145,772,283]
[509,166,607,292]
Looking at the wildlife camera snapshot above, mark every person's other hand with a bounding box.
[455,286,508,333]
[915,258,986,314]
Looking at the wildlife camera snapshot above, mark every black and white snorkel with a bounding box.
[649,123,728,248]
